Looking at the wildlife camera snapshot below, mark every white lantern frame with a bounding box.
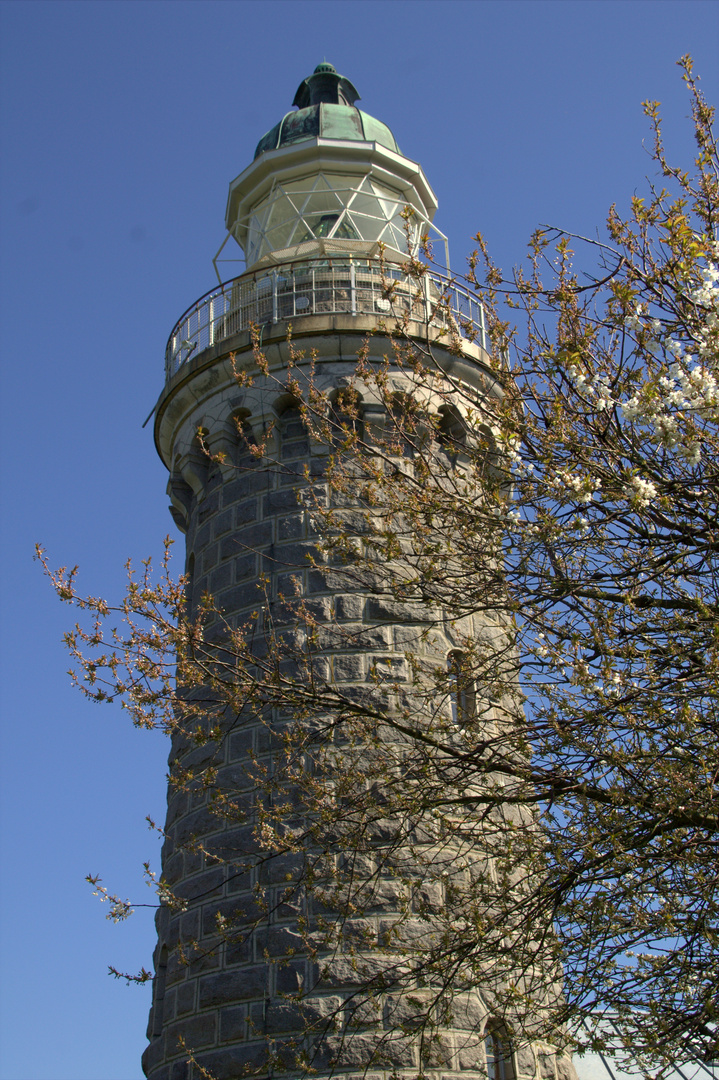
[218,136,449,279]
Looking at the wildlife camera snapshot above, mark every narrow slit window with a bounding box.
[448,650,475,725]
[484,1025,514,1080]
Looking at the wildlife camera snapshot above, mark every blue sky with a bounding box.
[0,2,717,1078]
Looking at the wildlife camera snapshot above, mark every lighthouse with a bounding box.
[144,64,576,1080]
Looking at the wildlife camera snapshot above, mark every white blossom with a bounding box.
[567,364,615,410]
[552,471,602,504]
[625,475,658,508]
[623,303,646,333]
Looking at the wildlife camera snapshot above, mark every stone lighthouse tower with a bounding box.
[144,64,576,1080]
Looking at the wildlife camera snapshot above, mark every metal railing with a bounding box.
[165,258,488,381]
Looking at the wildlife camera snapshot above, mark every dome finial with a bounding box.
[293,63,360,109]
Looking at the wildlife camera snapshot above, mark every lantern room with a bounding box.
[219,63,449,275]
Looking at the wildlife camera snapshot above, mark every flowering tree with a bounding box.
[40,58,717,1077]
[457,57,719,1068]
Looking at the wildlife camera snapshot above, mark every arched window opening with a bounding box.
[191,424,219,484]
[484,1024,515,1080]
[331,387,364,443]
[438,405,466,458]
[389,392,422,456]
[279,402,310,472]
[231,410,258,466]
[474,424,503,484]
[448,650,476,726]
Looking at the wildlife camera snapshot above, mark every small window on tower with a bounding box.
[484,1024,515,1080]
[448,650,476,725]
[231,410,258,467]
[388,391,422,456]
[331,388,364,442]
[438,405,466,459]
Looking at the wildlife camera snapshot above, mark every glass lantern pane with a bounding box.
[264,192,300,229]
[388,222,411,251]
[345,212,386,243]
[246,213,265,265]
[315,172,359,191]
[299,189,346,218]
[265,219,302,250]
[368,178,406,220]
[346,190,389,220]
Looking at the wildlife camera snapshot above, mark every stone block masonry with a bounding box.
[144,323,575,1080]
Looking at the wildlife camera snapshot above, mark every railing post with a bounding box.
[163,258,486,385]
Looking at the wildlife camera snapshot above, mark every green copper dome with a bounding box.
[254,63,400,159]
